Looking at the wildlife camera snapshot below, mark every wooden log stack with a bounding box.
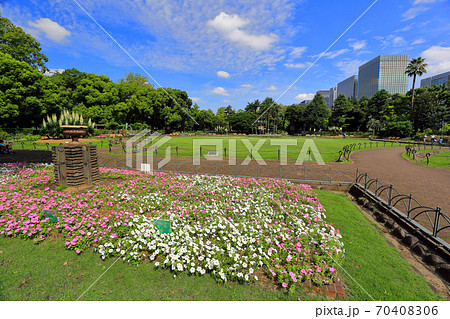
[52,144,100,186]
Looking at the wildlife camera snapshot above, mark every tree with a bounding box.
[0,17,48,72]
[368,89,390,121]
[230,111,254,134]
[330,94,352,128]
[405,57,427,117]
[224,105,235,130]
[285,103,306,134]
[367,118,382,136]
[0,52,59,128]
[303,93,331,131]
[411,87,443,132]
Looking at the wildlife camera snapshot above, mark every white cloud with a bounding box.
[336,59,364,76]
[5,0,296,74]
[413,0,436,4]
[216,71,230,78]
[240,84,253,88]
[395,23,414,32]
[289,46,307,58]
[402,7,429,21]
[393,36,406,45]
[295,93,314,102]
[349,40,367,50]
[28,18,71,43]
[313,49,349,59]
[208,12,278,51]
[211,87,230,96]
[421,46,450,75]
[190,97,201,102]
[266,85,277,91]
[44,68,65,76]
[284,63,308,68]
[412,38,425,45]
[375,35,407,47]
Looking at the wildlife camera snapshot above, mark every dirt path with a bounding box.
[350,147,450,214]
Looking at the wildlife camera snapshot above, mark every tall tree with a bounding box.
[330,94,352,128]
[304,93,331,131]
[0,52,58,127]
[368,89,390,121]
[0,17,48,72]
[405,57,428,117]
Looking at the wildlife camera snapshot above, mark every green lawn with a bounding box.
[314,190,443,301]
[402,149,450,169]
[117,135,402,162]
[0,190,441,301]
[420,151,450,169]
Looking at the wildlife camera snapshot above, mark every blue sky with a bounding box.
[1,0,449,111]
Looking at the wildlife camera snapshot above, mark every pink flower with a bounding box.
[282,282,287,288]
[76,249,81,254]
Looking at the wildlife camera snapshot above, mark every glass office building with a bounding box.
[357,55,410,99]
[337,75,358,99]
[420,71,450,87]
[317,90,330,108]
[329,87,337,109]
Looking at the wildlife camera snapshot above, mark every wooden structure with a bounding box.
[52,144,100,186]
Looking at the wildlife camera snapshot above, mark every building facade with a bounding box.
[317,90,330,108]
[337,75,358,99]
[329,87,337,109]
[420,71,450,87]
[357,55,410,99]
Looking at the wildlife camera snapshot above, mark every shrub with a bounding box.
[384,120,413,138]
[40,110,95,138]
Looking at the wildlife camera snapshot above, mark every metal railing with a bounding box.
[355,170,449,250]
[336,140,404,162]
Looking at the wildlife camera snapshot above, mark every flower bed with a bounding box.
[0,163,344,290]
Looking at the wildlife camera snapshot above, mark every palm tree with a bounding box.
[405,57,428,117]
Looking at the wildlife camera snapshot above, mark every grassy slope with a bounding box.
[314,190,443,301]
[402,149,450,169]
[420,151,450,169]
[0,191,442,301]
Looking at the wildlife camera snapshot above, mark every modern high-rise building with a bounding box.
[329,87,337,109]
[420,71,450,87]
[317,90,330,108]
[357,55,410,99]
[337,75,358,99]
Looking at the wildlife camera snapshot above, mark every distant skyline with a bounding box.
[1,0,450,111]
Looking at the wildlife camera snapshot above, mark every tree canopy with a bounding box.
[0,17,48,72]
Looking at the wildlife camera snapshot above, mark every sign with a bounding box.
[44,210,58,222]
[154,219,171,234]
[207,151,218,157]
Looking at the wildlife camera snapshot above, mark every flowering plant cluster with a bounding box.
[0,163,344,290]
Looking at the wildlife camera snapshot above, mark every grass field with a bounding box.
[117,136,403,163]
[0,190,442,301]
[9,136,404,163]
[402,149,450,169]
[420,151,450,168]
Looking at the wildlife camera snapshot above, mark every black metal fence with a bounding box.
[355,170,449,250]
[337,140,406,162]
